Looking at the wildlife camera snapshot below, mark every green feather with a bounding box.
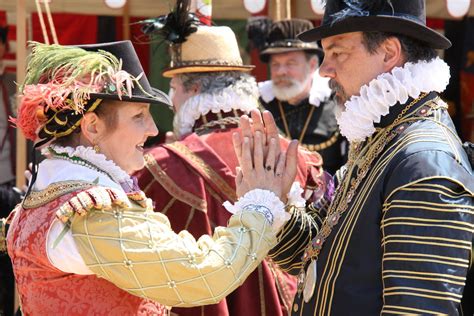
[22,41,120,90]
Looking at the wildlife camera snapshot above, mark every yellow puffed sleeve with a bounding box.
[71,202,277,307]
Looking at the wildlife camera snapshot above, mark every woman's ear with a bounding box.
[381,37,404,71]
[80,112,103,145]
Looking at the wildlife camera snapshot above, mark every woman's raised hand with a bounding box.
[233,110,298,201]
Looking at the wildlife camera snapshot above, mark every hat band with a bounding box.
[170,59,245,68]
[268,40,318,49]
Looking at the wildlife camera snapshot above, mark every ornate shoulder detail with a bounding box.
[23,181,94,209]
[56,186,132,223]
[126,191,153,210]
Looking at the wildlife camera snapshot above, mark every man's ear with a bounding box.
[80,112,102,145]
[309,55,319,72]
[191,82,201,95]
[382,37,404,71]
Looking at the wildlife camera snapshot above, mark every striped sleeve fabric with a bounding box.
[268,196,328,275]
[381,177,474,315]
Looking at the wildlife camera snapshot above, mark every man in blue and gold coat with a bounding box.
[268,0,474,315]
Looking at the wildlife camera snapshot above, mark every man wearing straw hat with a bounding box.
[262,0,474,315]
[136,3,325,316]
[249,18,346,175]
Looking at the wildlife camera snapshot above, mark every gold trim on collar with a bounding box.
[23,181,93,209]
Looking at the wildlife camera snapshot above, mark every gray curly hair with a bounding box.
[179,71,259,99]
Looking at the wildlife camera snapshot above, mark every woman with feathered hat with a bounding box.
[4,39,298,315]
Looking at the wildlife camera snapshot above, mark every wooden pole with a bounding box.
[275,0,281,21]
[123,0,130,40]
[43,1,58,44]
[15,0,27,312]
[16,0,27,191]
[35,0,49,44]
[285,0,291,19]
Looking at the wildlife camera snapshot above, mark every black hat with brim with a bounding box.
[298,0,451,50]
[79,41,171,106]
[260,19,324,63]
[260,42,323,63]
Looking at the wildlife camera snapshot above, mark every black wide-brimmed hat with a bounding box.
[79,41,170,104]
[298,0,451,49]
[260,19,323,63]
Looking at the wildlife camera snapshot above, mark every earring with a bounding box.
[93,144,100,153]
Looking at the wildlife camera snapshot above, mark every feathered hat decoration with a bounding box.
[12,41,162,143]
[139,0,201,45]
[246,16,273,52]
[328,0,394,23]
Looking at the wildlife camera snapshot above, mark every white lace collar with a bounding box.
[42,145,133,188]
[258,69,332,107]
[337,57,450,143]
[173,84,260,137]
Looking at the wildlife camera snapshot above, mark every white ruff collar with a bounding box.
[42,145,133,187]
[174,84,259,137]
[338,57,450,143]
[258,69,332,107]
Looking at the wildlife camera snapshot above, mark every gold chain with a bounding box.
[297,92,428,286]
[301,131,340,152]
[278,100,316,143]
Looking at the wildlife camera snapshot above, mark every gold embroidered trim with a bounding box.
[382,256,468,268]
[301,131,340,152]
[385,176,474,202]
[382,273,466,286]
[382,269,466,281]
[144,154,207,212]
[194,117,240,135]
[167,142,237,202]
[184,208,195,231]
[384,286,463,299]
[0,218,6,252]
[383,291,461,303]
[382,304,446,315]
[23,181,93,209]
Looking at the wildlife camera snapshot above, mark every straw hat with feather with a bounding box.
[140,0,254,78]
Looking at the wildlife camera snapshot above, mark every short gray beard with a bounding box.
[271,75,312,102]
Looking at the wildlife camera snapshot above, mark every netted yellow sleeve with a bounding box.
[71,204,277,307]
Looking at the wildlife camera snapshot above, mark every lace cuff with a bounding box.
[287,182,306,208]
[223,189,288,232]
